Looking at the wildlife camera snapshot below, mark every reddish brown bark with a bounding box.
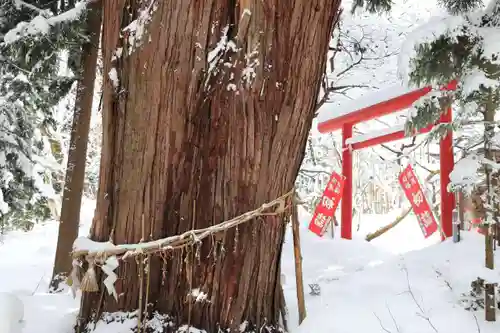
[50,1,102,292]
[78,1,340,332]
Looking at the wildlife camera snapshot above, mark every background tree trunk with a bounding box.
[484,94,496,270]
[50,1,102,292]
[78,1,340,332]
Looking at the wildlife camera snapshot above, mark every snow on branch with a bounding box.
[397,14,464,84]
[14,0,49,14]
[73,189,294,259]
[449,154,481,193]
[2,0,90,44]
[122,0,158,54]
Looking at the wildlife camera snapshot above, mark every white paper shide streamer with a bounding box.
[101,256,119,301]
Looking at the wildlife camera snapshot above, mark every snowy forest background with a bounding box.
[1,0,500,332]
[0,0,445,232]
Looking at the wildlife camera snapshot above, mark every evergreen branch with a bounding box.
[0,56,32,75]
[3,0,90,44]
[13,0,49,15]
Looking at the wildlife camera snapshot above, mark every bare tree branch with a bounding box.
[299,169,332,177]
[386,303,401,333]
[472,312,481,333]
[314,12,396,115]
[402,266,439,333]
[374,312,393,333]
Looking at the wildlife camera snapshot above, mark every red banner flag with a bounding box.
[398,164,438,238]
[309,171,345,237]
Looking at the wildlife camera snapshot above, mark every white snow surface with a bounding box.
[282,207,500,333]
[0,292,24,333]
[1,198,499,332]
[317,84,415,125]
[0,200,94,333]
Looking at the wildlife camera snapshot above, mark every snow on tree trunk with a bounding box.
[483,96,496,270]
[77,1,341,332]
[50,1,102,292]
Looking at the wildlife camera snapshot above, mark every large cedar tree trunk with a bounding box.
[78,1,340,332]
[50,1,102,291]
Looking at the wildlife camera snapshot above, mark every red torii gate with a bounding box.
[317,81,457,240]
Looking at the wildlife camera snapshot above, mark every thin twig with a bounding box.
[472,312,481,333]
[373,312,393,333]
[402,266,439,333]
[299,169,333,177]
[386,304,401,333]
[434,268,453,291]
[31,273,45,296]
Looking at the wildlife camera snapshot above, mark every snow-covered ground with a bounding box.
[0,199,499,333]
[0,200,94,333]
[283,207,500,333]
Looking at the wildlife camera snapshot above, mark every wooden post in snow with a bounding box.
[485,283,497,322]
[330,215,338,239]
[291,193,307,325]
[458,191,465,230]
[486,226,494,270]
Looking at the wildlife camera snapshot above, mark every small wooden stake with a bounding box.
[458,191,465,231]
[485,283,497,322]
[453,192,460,243]
[485,226,494,270]
[291,193,307,325]
[330,216,337,239]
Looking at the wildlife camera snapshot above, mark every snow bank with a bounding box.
[0,199,95,333]
[0,292,24,333]
[283,208,500,333]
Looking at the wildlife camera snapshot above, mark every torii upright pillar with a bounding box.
[439,107,454,239]
[341,123,353,240]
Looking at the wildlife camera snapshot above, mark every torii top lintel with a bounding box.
[317,80,457,134]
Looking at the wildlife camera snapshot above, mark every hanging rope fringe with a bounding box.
[80,260,99,292]
[71,189,293,296]
[67,259,82,298]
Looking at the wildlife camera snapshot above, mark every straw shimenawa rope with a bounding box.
[73,189,294,261]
